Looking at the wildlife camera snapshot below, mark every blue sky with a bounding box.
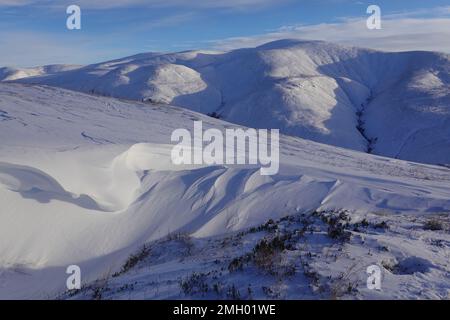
[1,0,450,67]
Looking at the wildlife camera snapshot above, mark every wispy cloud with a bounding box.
[2,2,449,68]
[383,5,450,19]
[129,12,198,31]
[212,14,450,53]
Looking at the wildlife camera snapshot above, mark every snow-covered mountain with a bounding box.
[0,83,449,299]
[1,39,449,300]
[0,64,81,81]
[6,40,450,165]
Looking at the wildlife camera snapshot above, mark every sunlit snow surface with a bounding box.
[0,82,449,299]
[5,40,450,165]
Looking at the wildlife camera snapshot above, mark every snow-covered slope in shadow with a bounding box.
[7,40,450,165]
[0,83,449,298]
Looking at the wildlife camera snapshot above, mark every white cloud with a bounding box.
[212,17,450,53]
[1,3,449,68]
[130,12,197,30]
[383,5,450,19]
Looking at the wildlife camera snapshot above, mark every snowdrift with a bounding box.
[0,83,449,298]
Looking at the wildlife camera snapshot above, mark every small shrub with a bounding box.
[328,225,350,241]
[374,221,389,230]
[360,219,369,227]
[423,219,444,231]
[315,210,352,242]
[252,236,286,272]
[247,285,253,300]
[212,282,224,296]
[381,259,398,272]
[226,284,241,300]
[91,277,110,300]
[327,220,351,242]
[328,264,360,299]
[113,245,150,276]
[166,232,195,256]
[228,256,247,273]
[261,286,280,299]
[207,112,221,119]
[302,263,320,286]
[180,272,209,296]
[247,219,278,234]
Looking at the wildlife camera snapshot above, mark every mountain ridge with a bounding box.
[2,39,449,165]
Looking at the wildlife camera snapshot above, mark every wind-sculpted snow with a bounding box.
[6,40,450,165]
[0,162,103,211]
[0,83,449,298]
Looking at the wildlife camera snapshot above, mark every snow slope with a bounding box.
[0,64,82,81]
[62,210,450,300]
[7,40,450,165]
[0,83,449,299]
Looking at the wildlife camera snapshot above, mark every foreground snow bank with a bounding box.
[0,84,449,299]
[61,210,450,300]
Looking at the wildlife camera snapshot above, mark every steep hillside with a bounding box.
[7,40,450,165]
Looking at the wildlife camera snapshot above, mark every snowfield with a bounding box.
[0,82,449,299]
[5,40,450,166]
